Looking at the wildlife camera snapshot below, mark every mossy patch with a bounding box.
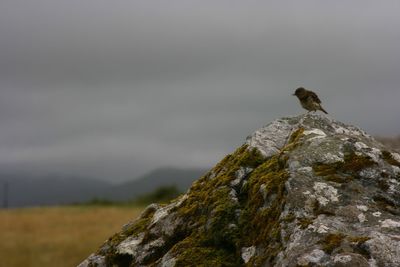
[178,145,265,220]
[236,128,305,266]
[320,233,345,254]
[313,164,338,177]
[167,145,268,265]
[288,127,305,144]
[313,152,376,181]
[239,155,289,245]
[104,212,154,248]
[172,235,241,267]
[373,195,400,215]
[100,208,156,265]
[279,127,305,153]
[324,174,347,183]
[347,235,370,244]
[312,201,336,216]
[206,145,266,181]
[341,153,376,172]
[319,233,371,256]
[238,156,289,266]
[382,151,400,167]
[347,235,371,257]
[297,217,314,229]
[282,213,296,223]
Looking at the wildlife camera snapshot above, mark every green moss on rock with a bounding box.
[373,195,400,215]
[100,208,156,266]
[239,155,289,266]
[105,212,154,248]
[236,128,305,266]
[279,127,305,154]
[313,164,338,177]
[347,235,370,244]
[320,233,345,254]
[323,174,347,183]
[171,234,241,267]
[288,127,305,144]
[319,233,371,256]
[313,152,376,180]
[341,152,376,172]
[282,213,296,223]
[179,145,265,219]
[297,217,314,229]
[382,150,400,167]
[166,145,268,265]
[347,235,371,257]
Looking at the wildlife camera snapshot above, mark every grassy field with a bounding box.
[0,205,143,267]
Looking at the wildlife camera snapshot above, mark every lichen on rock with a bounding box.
[79,114,400,267]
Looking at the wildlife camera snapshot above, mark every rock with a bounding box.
[79,114,400,267]
[77,254,106,267]
[365,231,400,267]
[297,249,327,266]
[332,253,370,267]
[241,246,256,263]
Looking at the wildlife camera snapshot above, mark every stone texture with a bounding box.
[79,114,400,267]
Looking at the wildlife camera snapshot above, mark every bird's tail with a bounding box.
[319,105,328,114]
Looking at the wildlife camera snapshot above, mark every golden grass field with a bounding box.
[0,205,143,267]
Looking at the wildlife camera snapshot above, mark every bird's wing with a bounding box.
[308,91,322,103]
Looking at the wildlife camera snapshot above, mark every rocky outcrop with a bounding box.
[79,114,400,267]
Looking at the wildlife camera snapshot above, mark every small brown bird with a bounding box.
[293,87,328,114]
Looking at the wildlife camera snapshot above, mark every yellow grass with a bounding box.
[0,205,143,267]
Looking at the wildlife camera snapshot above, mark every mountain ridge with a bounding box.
[0,167,207,208]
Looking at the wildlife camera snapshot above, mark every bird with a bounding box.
[293,87,328,114]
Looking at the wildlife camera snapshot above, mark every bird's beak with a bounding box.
[292,93,295,96]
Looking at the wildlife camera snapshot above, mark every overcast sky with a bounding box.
[1,1,399,182]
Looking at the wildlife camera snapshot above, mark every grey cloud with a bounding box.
[0,0,399,181]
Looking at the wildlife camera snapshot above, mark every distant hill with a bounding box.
[0,175,110,208]
[104,168,207,201]
[0,167,207,208]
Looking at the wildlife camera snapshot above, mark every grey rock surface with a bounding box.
[79,114,400,267]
